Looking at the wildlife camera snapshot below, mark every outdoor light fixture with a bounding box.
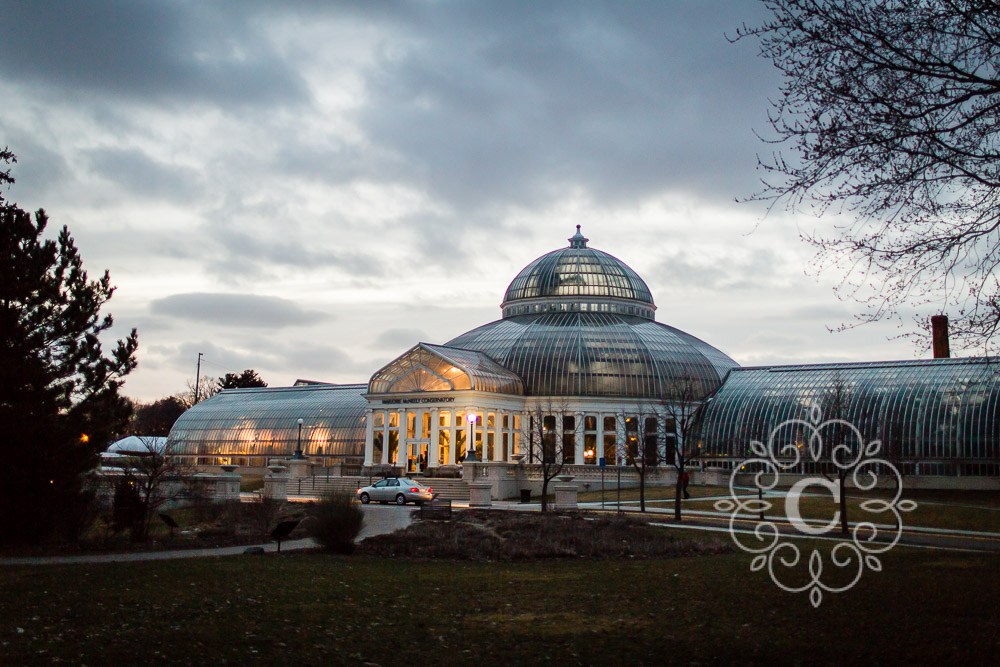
[294,418,304,459]
[465,412,479,462]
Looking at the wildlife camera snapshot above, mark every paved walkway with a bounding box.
[4,495,998,565]
[0,504,417,567]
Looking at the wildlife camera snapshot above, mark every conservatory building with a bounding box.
[166,226,1000,487]
[361,226,737,475]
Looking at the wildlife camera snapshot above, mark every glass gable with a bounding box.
[368,343,524,395]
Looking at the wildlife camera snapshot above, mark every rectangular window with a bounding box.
[512,431,520,456]
[407,412,416,439]
[388,431,399,464]
[502,413,509,429]
[584,415,597,431]
[439,411,451,427]
[584,433,597,464]
[487,412,496,429]
[456,411,465,427]
[513,414,520,431]
[604,416,616,432]
[456,429,466,462]
[421,412,431,439]
[439,429,450,466]
[563,415,575,432]
[502,432,509,461]
[542,432,557,462]
[374,412,385,428]
[487,432,495,460]
[373,431,384,464]
[388,412,399,428]
[562,433,575,464]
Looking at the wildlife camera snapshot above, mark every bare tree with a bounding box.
[736,1,1000,350]
[108,436,192,542]
[820,373,859,536]
[174,376,218,409]
[659,376,707,521]
[615,406,660,513]
[521,399,569,512]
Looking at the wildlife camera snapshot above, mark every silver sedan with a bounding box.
[357,477,434,505]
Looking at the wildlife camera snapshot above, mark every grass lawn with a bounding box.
[577,484,1000,533]
[2,541,997,665]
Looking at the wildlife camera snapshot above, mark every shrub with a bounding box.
[307,492,364,554]
[111,478,145,541]
[241,495,285,539]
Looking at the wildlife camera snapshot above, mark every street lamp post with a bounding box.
[294,418,304,459]
[465,413,478,462]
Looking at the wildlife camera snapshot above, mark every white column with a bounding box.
[381,412,390,465]
[491,410,502,461]
[617,415,627,466]
[429,407,440,467]
[364,409,374,466]
[574,411,585,465]
[448,422,457,465]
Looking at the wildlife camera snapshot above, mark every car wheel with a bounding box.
[360,492,370,504]
[395,494,406,505]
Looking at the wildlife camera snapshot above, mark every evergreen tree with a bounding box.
[0,150,138,544]
[217,368,268,390]
[131,396,187,436]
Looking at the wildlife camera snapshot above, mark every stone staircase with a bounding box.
[414,478,470,502]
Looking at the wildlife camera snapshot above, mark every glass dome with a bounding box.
[446,311,739,399]
[501,226,656,320]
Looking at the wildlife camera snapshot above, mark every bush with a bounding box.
[307,492,364,554]
[111,478,145,541]
[241,495,284,539]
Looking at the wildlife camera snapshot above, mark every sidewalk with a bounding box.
[4,496,997,565]
[0,504,417,567]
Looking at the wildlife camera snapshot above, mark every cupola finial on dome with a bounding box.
[569,225,589,248]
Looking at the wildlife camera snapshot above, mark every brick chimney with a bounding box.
[931,315,950,358]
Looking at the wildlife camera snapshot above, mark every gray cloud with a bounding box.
[202,225,385,280]
[151,293,328,328]
[0,0,308,107]
[85,147,203,201]
[371,327,429,351]
[648,247,786,293]
[355,1,777,211]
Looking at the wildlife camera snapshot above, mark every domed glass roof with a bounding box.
[502,226,655,320]
[446,228,739,399]
[446,312,738,399]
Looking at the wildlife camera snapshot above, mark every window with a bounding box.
[439,429,450,465]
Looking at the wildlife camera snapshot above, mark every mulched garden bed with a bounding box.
[357,510,732,561]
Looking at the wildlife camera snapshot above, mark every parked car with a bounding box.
[357,477,434,505]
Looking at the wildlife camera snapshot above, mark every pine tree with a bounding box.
[217,368,268,390]
[0,150,138,544]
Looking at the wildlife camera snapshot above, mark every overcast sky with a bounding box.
[1,1,925,402]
